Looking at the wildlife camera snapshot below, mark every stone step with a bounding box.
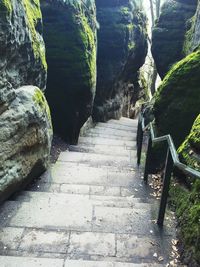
[96,123,137,132]
[0,256,165,267]
[57,151,136,169]
[14,191,152,209]
[85,132,135,141]
[69,145,136,158]
[24,176,151,199]
[0,256,63,267]
[0,227,171,262]
[70,143,136,153]
[79,137,136,148]
[0,198,174,236]
[48,163,138,187]
[88,127,137,138]
[109,119,138,127]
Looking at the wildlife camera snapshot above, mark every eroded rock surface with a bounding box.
[0,1,52,202]
[41,0,97,144]
[93,0,147,121]
[152,0,197,78]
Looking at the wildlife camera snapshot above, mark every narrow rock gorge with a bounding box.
[1,0,200,265]
[93,0,147,121]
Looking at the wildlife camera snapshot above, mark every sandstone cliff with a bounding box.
[41,0,97,144]
[93,0,147,121]
[152,0,197,78]
[0,0,52,202]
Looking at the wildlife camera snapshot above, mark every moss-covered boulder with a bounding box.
[153,49,200,147]
[152,0,197,78]
[41,0,97,144]
[178,114,200,172]
[0,1,52,202]
[93,0,147,121]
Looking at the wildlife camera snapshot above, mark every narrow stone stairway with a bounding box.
[0,117,175,267]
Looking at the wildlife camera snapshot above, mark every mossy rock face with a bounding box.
[184,1,200,54]
[178,114,200,172]
[93,0,147,121]
[41,0,96,144]
[170,180,200,266]
[153,50,200,147]
[152,0,197,78]
[0,0,47,90]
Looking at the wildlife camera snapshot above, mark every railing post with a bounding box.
[137,117,143,166]
[157,148,173,226]
[144,135,152,183]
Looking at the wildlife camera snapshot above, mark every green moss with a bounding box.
[154,50,200,147]
[170,180,200,264]
[22,0,47,70]
[0,0,12,13]
[33,87,52,125]
[178,115,200,172]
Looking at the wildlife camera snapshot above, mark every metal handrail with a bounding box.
[137,112,200,226]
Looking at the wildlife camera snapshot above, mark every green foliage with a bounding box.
[22,0,47,70]
[154,50,200,147]
[33,87,52,127]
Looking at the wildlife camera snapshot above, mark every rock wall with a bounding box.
[41,0,97,144]
[93,0,147,121]
[184,0,200,54]
[0,0,52,202]
[152,0,197,78]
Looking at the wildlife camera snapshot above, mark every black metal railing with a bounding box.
[137,112,200,226]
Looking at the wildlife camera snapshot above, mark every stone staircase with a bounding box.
[0,117,175,266]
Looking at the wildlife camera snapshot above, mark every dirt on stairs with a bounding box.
[0,117,176,267]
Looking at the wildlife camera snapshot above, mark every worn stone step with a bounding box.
[70,143,136,154]
[57,151,136,169]
[96,123,137,132]
[0,256,165,267]
[49,163,138,187]
[24,176,151,199]
[0,198,174,236]
[0,227,171,263]
[88,127,137,138]
[69,145,136,158]
[0,256,63,267]
[85,132,135,141]
[14,191,152,209]
[109,119,138,127]
[79,137,136,148]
